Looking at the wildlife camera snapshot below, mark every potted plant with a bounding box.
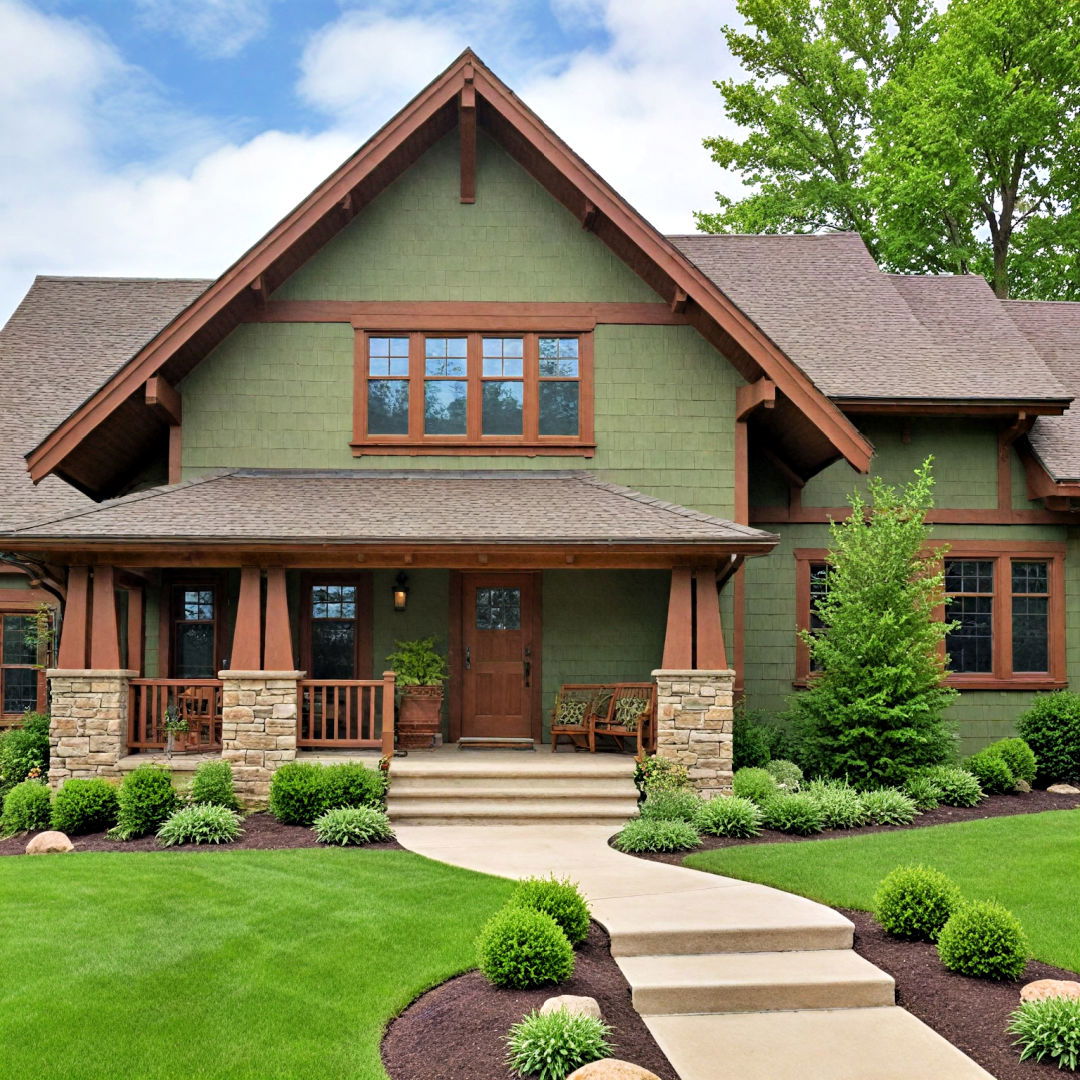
[163,704,189,760]
[386,637,448,750]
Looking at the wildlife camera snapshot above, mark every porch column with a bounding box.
[47,667,137,786]
[652,669,735,798]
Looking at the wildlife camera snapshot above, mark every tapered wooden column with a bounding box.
[694,568,728,669]
[231,567,262,670]
[89,566,121,669]
[263,569,294,671]
[57,566,90,669]
[662,568,693,668]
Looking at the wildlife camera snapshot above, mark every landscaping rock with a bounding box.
[1047,783,1080,795]
[567,1061,661,1080]
[539,995,602,1020]
[1021,979,1080,1003]
[1014,780,1031,793]
[25,831,74,855]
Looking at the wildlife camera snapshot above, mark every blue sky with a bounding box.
[1,1,747,320]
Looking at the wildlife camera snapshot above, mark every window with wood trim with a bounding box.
[352,331,594,454]
[299,574,373,680]
[1,613,46,719]
[170,584,219,678]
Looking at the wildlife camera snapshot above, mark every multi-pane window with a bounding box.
[172,586,216,678]
[476,588,521,631]
[309,584,359,679]
[1,614,41,717]
[354,332,592,450]
[807,562,829,673]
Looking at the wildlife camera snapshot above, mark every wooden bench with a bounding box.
[549,682,656,755]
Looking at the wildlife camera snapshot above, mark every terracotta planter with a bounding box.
[397,685,444,750]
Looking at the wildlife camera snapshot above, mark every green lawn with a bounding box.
[0,848,513,1080]
[686,810,1080,972]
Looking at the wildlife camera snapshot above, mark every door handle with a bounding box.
[523,644,531,687]
[465,647,471,670]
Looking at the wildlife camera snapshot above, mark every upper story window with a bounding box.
[352,332,594,455]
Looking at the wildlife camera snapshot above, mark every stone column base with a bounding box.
[220,670,301,807]
[46,669,137,786]
[652,669,735,798]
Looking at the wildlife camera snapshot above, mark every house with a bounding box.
[1,51,1078,802]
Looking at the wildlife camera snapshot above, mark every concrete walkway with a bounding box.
[395,824,994,1080]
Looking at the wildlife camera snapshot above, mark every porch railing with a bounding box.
[297,673,395,755]
[128,679,224,752]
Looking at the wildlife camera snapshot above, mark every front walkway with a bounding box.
[395,825,993,1080]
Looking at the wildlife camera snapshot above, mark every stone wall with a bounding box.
[220,670,300,806]
[652,669,735,798]
[47,669,136,785]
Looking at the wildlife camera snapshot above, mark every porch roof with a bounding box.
[3,469,777,552]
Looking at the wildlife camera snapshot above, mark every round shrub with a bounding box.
[964,750,1015,795]
[764,758,802,792]
[694,795,763,838]
[477,906,574,989]
[805,779,867,830]
[1009,996,1080,1071]
[190,760,240,811]
[639,788,701,823]
[873,865,960,941]
[761,792,825,836]
[612,817,701,853]
[108,764,179,841]
[0,779,51,836]
[986,738,1038,786]
[50,778,118,835]
[1018,690,1080,785]
[0,712,50,800]
[505,1008,613,1080]
[312,806,393,846]
[268,761,324,825]
[903,774,942,811]
[732,767,779,805]
[157,804,243,847]
[921,765,984,807]
[509,876,591,947]
[321,761,389,810]
[860,787,918,826]
[937,900,1029,980]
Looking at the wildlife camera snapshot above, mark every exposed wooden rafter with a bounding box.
[735,377,776,421]
[670,287,688,314]
[580,199,597,231]
[144,376,181,426]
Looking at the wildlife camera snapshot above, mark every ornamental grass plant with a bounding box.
[612,817,701,853]
[505,1009,613,1080]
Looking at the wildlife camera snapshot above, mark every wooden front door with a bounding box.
[460,573,538,740]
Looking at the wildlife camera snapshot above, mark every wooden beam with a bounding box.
[581,199,597,231]
[250,275,268,306]
[671,288,688,314]
[230,567,262,670]
[145,376,181,425]
[262,568,294,670]
[459,85,476,204]
[57,566,90,668]
[168,424,183,486]
[89,565,121,669]
[736,378,776,421]
[694,569,728,669]
[661,568,693,669]
[997,413,1031,511]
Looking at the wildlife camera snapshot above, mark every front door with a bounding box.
[460,573,537,740]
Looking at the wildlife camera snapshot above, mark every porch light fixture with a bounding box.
[392,572,410,613]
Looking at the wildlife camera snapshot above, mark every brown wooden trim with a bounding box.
[0,589,55,608]
[89,565,121,669]
[165,572,227,678]
[751,504,1077,525]
[448,569,463,742]
[732,418,749,693]
[838,400,1067,416]
[695,568,727,668]
[56,566,89,669]
[732,566,745,696]
[297,572,373,681]
[350,443,597,457]
[263,568,294,670]
[145,377,182,425]
[459,85,476,203]
[167,424,183,486]
[735,378,776,421]
[231,568,262,670]
[661,568,693,668]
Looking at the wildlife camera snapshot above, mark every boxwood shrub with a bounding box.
[269,761,387,826]
[964,750,1016,795]
[108,764,179,840]
[0,712,50,800]
[985,737,1038,786]
[873,865,960,941]
[190,760,241,810]
[731,767,779,805]
[477,906,574,989]
[508,876,591,947]
[937,900,1029,980]
[51,778,119,835]
[0,779,52,836]
[1017,690,1080,785]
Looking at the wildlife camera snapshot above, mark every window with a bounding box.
[1,613,44,718]
[171,585,218,678]
[300,575,372,680]
[353,332,594,453]
[794,551,831,683]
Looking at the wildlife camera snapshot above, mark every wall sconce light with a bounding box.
[392,571,410,613]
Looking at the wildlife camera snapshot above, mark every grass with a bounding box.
[0,848,513,1079]
[685,809,1080,972]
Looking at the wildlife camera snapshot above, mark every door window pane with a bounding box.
[368,380,409,435]
[424,380,468,434]
[476,588,521,631]
[482,381,524,435]
[2,615,36,665]
[1012,560,1049,672]
[538,382,579,436]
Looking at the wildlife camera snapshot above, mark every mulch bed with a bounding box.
[382,923,678,1080]
[0,811,404,856]
[626,788,1080,866]
[847,908,1077,1079]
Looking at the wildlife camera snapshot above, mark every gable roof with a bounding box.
[22,49,871,500]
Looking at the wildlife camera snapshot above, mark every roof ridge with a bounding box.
[33,275,215,284]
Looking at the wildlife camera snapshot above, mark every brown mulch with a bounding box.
[0,811,404,856]
[847,908,1077,1079]
[381,923,678,1080]
[627,788,1080,865]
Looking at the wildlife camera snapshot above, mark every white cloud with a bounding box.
[133,0,277,59]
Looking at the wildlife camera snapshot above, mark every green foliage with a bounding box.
[321,761,389,809]
[761,792,825,836]
[873,865,960,941]
[269,761,387,826]
[50,779,118,835]
[508,877,591,947]
[0,712,50,799]
[612,818,701,853]
[311,806,394,846]
[505,1008,613,1080]
[695,795,763,838]
[1,779,52,836]
[1009,997,1080,1071]
[985,738,1037,786]
[108,765,179,841]
[385,636,448,686]
[921,765,984,807]
[964,750,1016,796]
[733,707,771,769]
[860,787,918,826]
[732,766,779,805]
[805,779,868,830]
[477,906,574,990]
[1017,691,1080,785]
[157,804,243,847]
[764,758,803,792]
[903,774,942,811]
[791,461,957,787]
[190,760,241,811]
[937,900,1029,981]
[639,788,701,823]
[635,755,691,795]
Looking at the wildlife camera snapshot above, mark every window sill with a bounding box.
[350,442,596,457]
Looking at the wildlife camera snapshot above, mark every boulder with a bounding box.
[1014,779,1032,793]
[539,995,602,1021]
[567,1061,661,1080]
[1021,979,1080,1003]
[25,831,74,855]
[1047,783,1080,795]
